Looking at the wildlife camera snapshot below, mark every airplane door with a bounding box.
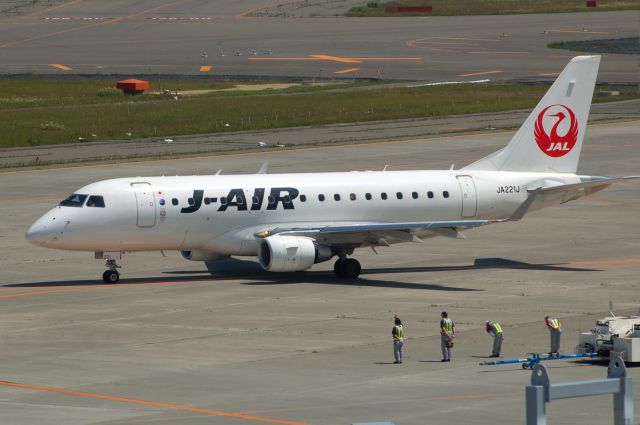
[456,175,477,218]
[131,182,156,227]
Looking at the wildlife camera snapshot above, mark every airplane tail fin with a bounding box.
[464,55,600,174]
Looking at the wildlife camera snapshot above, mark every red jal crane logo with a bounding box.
[534,104,578,157]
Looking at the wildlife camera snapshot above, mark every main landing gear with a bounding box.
[333,257,361,279]
[102,259,120,283]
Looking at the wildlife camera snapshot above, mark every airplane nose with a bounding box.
[26,223,48,246]
[26,212,66,247]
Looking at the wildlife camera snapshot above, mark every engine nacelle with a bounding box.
[258,235,332,272]
[181,250,228,262]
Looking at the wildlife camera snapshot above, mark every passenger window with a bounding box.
[381,192,387,200]
[427,191,434,199]
[365,193,372,200]
[267,196,276,205]
[350,193,356,201]
[443,191,450,198]
[86,195,105,208]
[412,192,418,199]
[188,197,195,206]
[204,198,211,205]
[334,194,341,201]
[220,197,227,205]
[396,192,403,200]
[59,193,88,207]
[283,195,291,204]
[252,196,259,204]
[318,194,325,201]
[172,198,179,206]
[300,194,307,202]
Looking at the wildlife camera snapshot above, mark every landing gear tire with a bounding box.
[334,259,346,278]
[102,270,120,284]
[334,258,361,279]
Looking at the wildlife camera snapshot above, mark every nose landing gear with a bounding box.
[102,259,120,283]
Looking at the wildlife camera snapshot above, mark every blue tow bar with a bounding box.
[479,352,599,369]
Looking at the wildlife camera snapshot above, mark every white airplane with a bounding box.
[26,56,637,283]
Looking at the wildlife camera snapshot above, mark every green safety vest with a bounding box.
[442,318,453,333]
[393,325,404,341]
[492,322,503,334]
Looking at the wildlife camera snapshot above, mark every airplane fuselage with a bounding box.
[27,170,579,254]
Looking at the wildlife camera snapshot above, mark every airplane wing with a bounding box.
[258,219,497,246]
[510,176,640,221]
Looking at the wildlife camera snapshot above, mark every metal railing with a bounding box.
[525,354,633,425]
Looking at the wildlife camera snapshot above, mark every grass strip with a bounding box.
[1,81,636,148]
[346,0,640,17]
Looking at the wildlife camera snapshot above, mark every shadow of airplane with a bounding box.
[3,257,598,290]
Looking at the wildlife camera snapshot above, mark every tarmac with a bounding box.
[0,1,637,82]
[0,119,638,425]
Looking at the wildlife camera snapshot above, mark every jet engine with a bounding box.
[258,235,332,272]
[181,250,228,262]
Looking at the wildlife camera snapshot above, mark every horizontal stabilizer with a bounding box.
[509,176,640,221]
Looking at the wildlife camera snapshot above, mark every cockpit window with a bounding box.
[87,195,105,208]
[59,193,88,207]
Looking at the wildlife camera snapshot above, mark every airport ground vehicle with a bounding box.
[577,314,640,363]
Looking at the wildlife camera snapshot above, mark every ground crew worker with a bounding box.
[545,316,561,355]
[392,316,404,364]
[440,311,455,362]
[485,320,503,357]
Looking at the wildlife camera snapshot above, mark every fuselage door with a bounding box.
[456,175,477,218]
[131,182,156,227]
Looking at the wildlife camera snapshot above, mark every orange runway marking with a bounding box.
[199,65,212,72]
[50,63,72,71]
[24,0,83,17]
[0,380,311,425]
[458,70,502,77]
[423,47,455,52]
[125,0,191,19]
[349,57,421,61]
[0,287,99,299]
[248,57,319,61]
[309,55,361,63]
[1,17,123,48]
[333,67,360,75]
[415,41,480,46]
[560,259,640,268]
[0,277,229,300]
[0,0,190,48]
[467,51,528,56]
[435,37,498,42]
[249,56,421,63]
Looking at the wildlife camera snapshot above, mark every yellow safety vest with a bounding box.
[548,318,560,330]
[393,325,404,341]
[442,318,453,333]
[492,322,503,334]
